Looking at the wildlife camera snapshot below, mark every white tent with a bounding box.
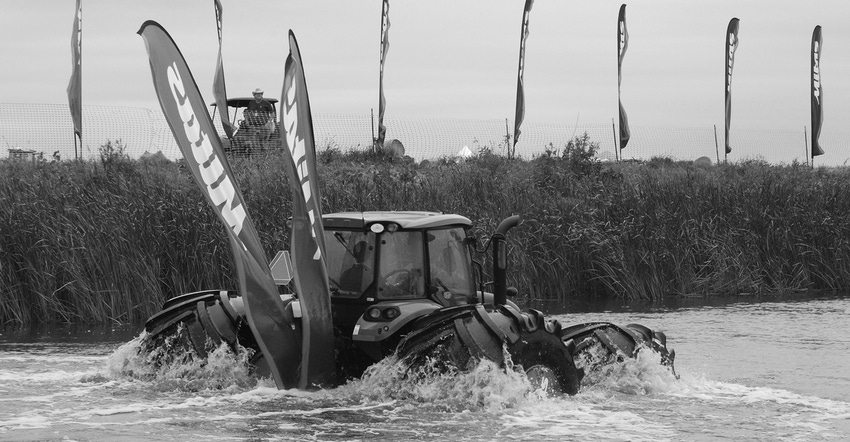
[456,145,473,158]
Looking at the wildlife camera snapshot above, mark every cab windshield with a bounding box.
[323,225,474,302]
[377,230,425,299]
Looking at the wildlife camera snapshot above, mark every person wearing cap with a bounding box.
[245,88,275,144]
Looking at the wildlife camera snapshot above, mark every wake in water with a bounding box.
[105,331,681,408]
[106,331,258,392]
[5,335,847,441]
[576,342,681,396]
[107,330,551,408]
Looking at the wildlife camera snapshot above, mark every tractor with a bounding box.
[210,97,281,156]
[141,211,675,395]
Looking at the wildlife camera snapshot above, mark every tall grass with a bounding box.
[2,137,850,325]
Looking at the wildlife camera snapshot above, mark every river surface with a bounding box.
[1,293,848,441]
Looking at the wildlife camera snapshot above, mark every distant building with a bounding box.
[7,149,43,162]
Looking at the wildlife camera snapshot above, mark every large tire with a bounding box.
[395,307,481,377]
[567,323,677,382]
[141,290,257,367]
[506,314,582,396]
[397,306,583,395]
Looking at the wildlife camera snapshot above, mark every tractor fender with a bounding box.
[396,305,582,395]
[351,300,442,344]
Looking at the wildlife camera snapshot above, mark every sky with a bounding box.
[1,0,849,161]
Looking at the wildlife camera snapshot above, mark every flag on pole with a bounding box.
[138,21,301,390]
[512,0,534,155]
[724,18,740,155]
[212,0,234,138]
[376,0,390,149]
[617,4,630,150]
[281,30,337,389]
[811,25,824,158]
[67,0,82,142]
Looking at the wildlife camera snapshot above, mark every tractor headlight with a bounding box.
[367,307,382,320]
[364,306,400,322]
[383,307,400,320]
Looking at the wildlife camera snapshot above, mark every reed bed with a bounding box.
[2,139,850,325]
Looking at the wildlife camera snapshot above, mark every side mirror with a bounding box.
[506,287,518,298]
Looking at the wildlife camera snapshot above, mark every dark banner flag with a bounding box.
[617,4,630,150]
[724,18,740,155]
[376,0,390,149]
[811,25,824,158]
[513,0,534,153]
[138,21,301,390]
[67,0,82,142]
[212,0,234,139]
[281,30,336,389]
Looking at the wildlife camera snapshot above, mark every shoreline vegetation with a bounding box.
[2,136,850,325]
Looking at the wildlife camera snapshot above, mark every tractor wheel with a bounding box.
[506,316,582,396]
[141,291,256,367]
[396,314,477,377]
[397,306,583,395]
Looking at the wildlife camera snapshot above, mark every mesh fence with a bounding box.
[2,103,847,165]
[1,103,173,161]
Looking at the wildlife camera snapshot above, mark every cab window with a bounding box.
[324,230,375,297]
[377,230,425,299]
[427,227,475,301]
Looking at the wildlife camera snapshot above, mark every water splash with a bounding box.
[103,330,682,409]
[104,331,257,392]
[336,355,536,412]
[576,342,680,396]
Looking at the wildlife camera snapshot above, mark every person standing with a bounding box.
[245,88,275,144]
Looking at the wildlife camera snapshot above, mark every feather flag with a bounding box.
[617,4,630,150]
[724,18,739,155]
[811,25,824,158]
[513,0,533,154]
[280,30,337,389]
[138,21,301,390]
[376,0,390,149]
[67,0,82,142]
[212,0,234,139]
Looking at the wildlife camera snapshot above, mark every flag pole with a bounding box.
[616,4,630,157]
[804,126,810,168]
[376,0,390,152]
[810,25,824,163]
[68,0,83,160]
[611,118,619,162]
[370,108,375,152]
[512,0,534,160]
[724,18,740,163]
[713,125,719,164]
[505,118,511,151]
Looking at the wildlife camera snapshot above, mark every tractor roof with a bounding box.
[210,97,279,109]
[323,211,472,230]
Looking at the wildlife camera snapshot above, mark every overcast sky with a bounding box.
[2,1,848,152]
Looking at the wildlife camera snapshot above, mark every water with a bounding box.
[1,294,848,441]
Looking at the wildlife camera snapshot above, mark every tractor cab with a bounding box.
[322,211,481,361]
[323,211,477,306]
[210,97,280,156]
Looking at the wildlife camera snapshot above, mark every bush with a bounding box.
[2,137,850,324]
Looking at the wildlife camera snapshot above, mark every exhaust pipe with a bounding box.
[492,215,521,307]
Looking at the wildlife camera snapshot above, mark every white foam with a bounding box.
[502,400,678,441]
[335,355,533,412]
